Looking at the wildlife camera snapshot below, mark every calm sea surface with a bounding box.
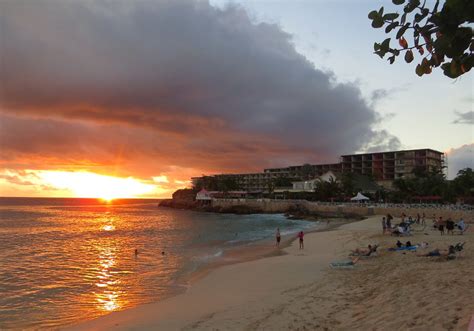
[0,198,317,329]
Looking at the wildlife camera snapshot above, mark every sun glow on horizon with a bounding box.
[38,171,156,199]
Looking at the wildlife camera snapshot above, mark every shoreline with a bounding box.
[179,217,354,287]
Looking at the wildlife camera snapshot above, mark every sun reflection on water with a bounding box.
[93,244,125,312]
[102,225,115,231]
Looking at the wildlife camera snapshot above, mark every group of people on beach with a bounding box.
[275,228,304,249]
[393,240,464,259]
[433,216,466,235]
[348,239,464,262]
[381,213,467,236]
[381,214,411,236]
[381,213,427,234]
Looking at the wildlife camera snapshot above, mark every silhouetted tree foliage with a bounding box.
[452,167,474,196]
[314,178,341,201]
[341,173,356,196]
[392,168,450,201]
[369,0,473,78]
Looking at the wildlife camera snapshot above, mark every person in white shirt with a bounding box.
[457,219,466,234]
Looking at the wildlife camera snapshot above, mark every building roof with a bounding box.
[341,148,443,157]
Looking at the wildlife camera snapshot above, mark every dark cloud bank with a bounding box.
[0,0,400,179]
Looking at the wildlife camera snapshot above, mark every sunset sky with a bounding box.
[0,0,472,198]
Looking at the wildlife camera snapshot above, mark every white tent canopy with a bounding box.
[351,192,370,201]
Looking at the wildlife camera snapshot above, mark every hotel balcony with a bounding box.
[383,152,395,160]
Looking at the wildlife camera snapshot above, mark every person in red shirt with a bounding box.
[298,231,304,249]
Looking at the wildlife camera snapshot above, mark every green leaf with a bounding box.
[392,0,405,4]
[368,10,378,19]
[404,0,420,13]
[372,17,384,28]
[385,22,398,33]
[374,42,381,51]
[388,55,396,64]
[381,38,391,51]
[405,50,414,63]
[383,13,399,20]
[433,35,449,54]
[400,13,407,25]
[375,50,386,59]
[396,23,410,39]
[378,6,384,16]
[449,27,473,56]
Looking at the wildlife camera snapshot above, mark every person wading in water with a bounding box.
[276,228,281,247]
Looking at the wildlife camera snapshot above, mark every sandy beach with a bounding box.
[70,215,474,331]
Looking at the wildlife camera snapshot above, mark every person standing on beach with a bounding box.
[446,218,455,235]
[386,214,392,230]
[438,217,445,235]
[298,231,304,249]
[457,218,466,234]
[382,217,387,234]
[276,228,281,247]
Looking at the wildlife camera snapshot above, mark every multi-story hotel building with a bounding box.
[341,149,445,187]
[192,148,445,192]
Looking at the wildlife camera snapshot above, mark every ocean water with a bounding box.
[0,198,317,329]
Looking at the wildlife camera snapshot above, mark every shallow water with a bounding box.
[0,198,316,329]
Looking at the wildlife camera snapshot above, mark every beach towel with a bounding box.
[388,246,418,251]
[330,260,355,269]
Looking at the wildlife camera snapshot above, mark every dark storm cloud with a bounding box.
[0,0,398,176]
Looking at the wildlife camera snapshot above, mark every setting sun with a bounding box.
[38,171,156,199]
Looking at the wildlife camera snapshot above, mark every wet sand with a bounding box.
[69,215,474,331]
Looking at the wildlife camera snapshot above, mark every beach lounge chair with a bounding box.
[391,226,411,237]
[454,242,465,256]
[457,223,469,235]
